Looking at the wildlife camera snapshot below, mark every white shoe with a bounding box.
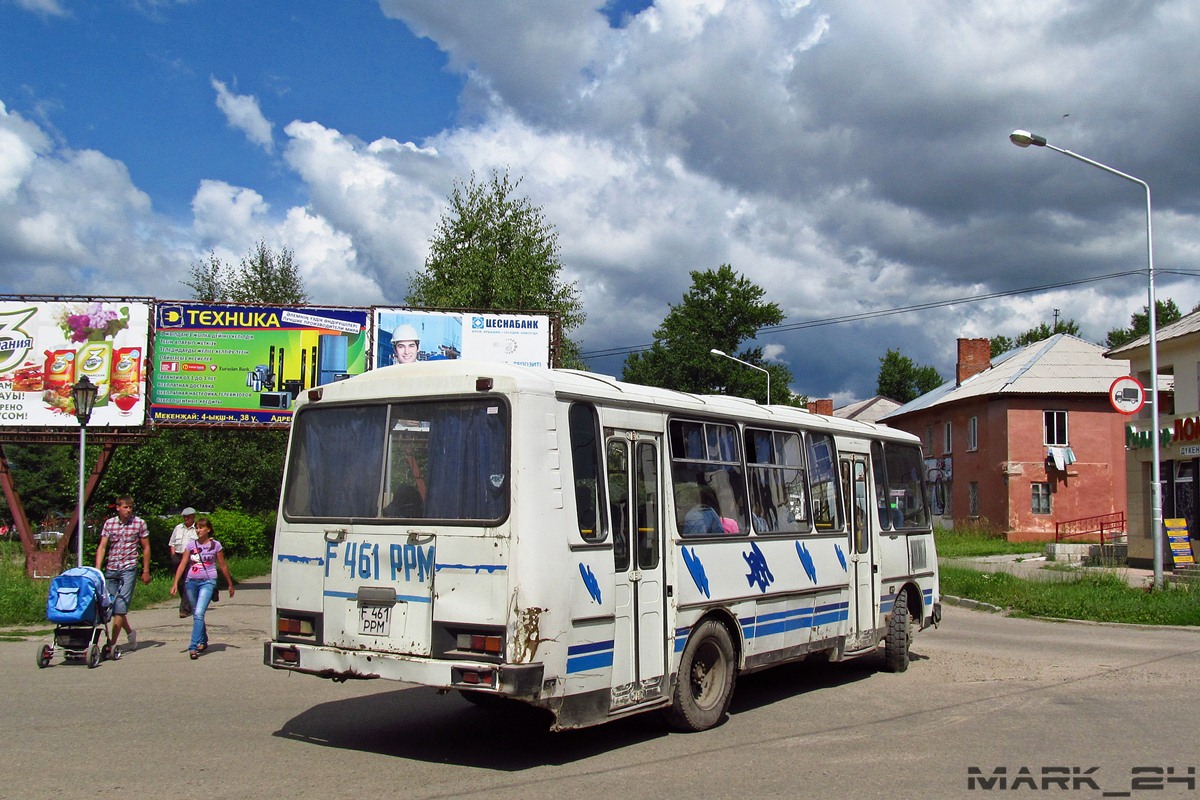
[125,631,137,652]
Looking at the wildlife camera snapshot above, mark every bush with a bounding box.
[204,509,272,558]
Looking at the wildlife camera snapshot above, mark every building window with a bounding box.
[968,481,979,516]
[1044,410,1068,446]
[1031,482,1052,514]
[967,416,978,451]
[943,421,952,454]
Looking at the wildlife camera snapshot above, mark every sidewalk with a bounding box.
[127,576,273,653]
[941,552,1157,589]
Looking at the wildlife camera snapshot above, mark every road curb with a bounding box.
[941,593,1004,613]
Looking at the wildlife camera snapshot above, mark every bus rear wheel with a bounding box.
[664,619,736,732]
[883,588,912,673]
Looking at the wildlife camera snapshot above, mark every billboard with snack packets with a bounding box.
[0,299,152,428]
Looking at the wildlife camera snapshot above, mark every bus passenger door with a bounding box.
[842,456,878,651]
[607,433,667,711]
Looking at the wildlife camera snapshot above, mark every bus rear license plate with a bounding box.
[358,604,391,636]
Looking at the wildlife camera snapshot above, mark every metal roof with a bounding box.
[1105,307,1200,358]
[834,395,900,423]
[881,334,1130,420]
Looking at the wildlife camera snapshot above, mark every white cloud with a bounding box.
[13,0,67,16]
[6,1,1200,403]
[211,78,275,154]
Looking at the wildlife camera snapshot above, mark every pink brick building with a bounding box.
[882,336,1129,541]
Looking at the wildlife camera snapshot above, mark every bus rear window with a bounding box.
[284,399,509,523]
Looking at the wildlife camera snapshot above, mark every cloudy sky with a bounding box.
[3,0,1199,403]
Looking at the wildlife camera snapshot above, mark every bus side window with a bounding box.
[570,403,607,543]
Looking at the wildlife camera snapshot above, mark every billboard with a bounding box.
[151,303,369,425]
[0,299,152,427]
[373,309,551,369]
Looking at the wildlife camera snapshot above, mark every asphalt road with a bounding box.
[4,579,1199,800]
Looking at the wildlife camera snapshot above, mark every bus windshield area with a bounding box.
[283,399,509,523]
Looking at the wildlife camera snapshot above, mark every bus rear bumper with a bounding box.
[263,641,544,696]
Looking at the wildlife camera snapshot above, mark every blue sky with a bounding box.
[3,1,1199,403]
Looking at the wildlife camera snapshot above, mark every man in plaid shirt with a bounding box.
[94,495,151,657]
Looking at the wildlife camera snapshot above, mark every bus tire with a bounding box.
[884,588,911,673]
[664,619,736,732]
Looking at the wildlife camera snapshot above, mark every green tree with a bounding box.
[96,429,288,518]
[990,318,1081,358]
[408,171,586,368]
[185,241,308,305]
[877,349,943,404]
[0,444,79,526]
[99,242,310,523]
[1106,299,1184,349]
[622,265,794,404]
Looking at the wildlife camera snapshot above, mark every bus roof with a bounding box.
[298,361,921,446]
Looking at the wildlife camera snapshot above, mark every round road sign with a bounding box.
[1109,375,1145,415]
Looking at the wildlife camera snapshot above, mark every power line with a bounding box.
[581,269,1145,359]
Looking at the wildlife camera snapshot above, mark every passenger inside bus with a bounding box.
[679,484,726,535]
[384,484,424,518]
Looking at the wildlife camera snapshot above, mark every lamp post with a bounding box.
[71,376,98,569]
[1009,129,1163,589]
[709,348,771,405]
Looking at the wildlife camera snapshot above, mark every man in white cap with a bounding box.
[391,323,421,364]
[168,507,198,617]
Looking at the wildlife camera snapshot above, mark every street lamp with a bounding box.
[709,348,771,405]
[1009,129,1164,589]
[71,376,98,569]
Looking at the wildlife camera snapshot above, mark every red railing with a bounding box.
[1055,511,1127,544]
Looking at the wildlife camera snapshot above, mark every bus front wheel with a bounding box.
[883,588,912,673]
[664,619,736,732]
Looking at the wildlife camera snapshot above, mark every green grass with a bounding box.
[940,564,1200,626]
[0,542,270,629]
[934,525,1049,558]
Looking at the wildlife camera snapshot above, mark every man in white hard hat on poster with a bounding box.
[391,323,421,365]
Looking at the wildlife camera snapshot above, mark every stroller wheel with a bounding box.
[87,644,102,669]
[36,644,53,668]
[101,644,113,662]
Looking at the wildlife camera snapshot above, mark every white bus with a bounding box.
[265,362,941,731]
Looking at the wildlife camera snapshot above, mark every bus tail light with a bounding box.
[454,667,496,688]
[273,646,300,665]
[456,632,503,654]
[277,614,316,637]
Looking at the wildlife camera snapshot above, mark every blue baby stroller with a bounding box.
[36,566,114,669]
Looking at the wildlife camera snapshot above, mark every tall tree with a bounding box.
[622,265,794,404]
[101,242,310,520]
[408,171,586,368]
[1106,299,1184,349]
[185,241,308,305]
[876,349,943,404]
[991,318,1082,358]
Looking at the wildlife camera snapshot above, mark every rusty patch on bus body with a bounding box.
[513,606,548,662]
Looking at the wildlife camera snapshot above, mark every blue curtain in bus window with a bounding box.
[671,421,705,459]
[424,404,507,520]
[291,407,386,518]
[707,424,737,461]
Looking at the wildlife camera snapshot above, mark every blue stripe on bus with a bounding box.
[673,601,853,652]
[322,590,432,604]
[434,563,508,573]
[566,640,615,673]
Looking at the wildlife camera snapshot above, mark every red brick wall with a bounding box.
[888,396,1126,541]
[956,338,991,385]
